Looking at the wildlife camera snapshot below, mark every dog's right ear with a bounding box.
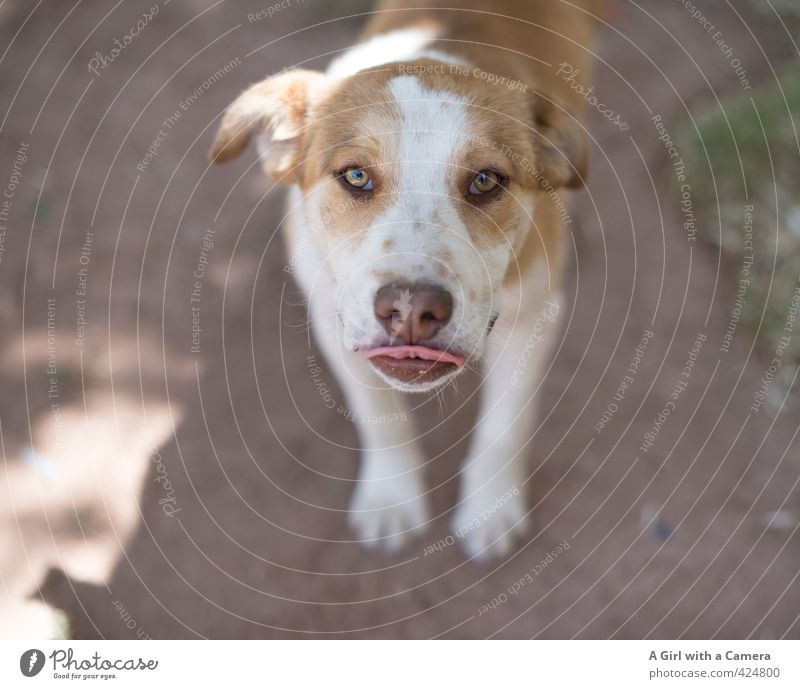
[208,69,329,183]
[529,93,587,189]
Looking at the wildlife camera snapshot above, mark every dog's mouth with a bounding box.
[362,345,465,387]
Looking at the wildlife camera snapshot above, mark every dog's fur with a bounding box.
[210,0,602,558]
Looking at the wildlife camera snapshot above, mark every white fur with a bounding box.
[288,186,430,552]
[326,27,468,78]
[452,256,560,559]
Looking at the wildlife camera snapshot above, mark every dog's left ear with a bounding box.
[529,94,587,189]
[209,69,329,183]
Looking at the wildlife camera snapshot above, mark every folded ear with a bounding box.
[530,94,587,189]
[209,69,329,183]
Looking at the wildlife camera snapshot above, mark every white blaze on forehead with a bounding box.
[388,76,471,216]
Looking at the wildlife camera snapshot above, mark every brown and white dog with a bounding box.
[210,0,602,558]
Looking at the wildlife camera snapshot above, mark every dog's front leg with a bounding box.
[453,263,561,559]
[306,283,430,553]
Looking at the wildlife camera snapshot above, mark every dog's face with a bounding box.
[210,61,584,391]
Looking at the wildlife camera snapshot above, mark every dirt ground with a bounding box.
[1,0,799,639]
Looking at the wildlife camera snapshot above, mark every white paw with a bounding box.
[451,484,529,560]
[348,468,430,553]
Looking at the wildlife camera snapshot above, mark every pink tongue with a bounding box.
[363,345,465,367]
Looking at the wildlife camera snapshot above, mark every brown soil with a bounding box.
[1,0,798,639]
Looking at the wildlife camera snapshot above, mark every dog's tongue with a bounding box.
[363,345,465,367]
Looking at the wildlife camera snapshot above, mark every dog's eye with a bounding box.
[342,167,373,190]
[469,170,500,195]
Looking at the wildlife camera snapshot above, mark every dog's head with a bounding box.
[210,60,585,392]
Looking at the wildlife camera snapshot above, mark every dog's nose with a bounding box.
[374,283,453,344]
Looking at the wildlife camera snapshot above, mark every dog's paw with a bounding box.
[347,469,430,553]
[451,484,529,560]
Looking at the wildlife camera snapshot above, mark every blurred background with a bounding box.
[0,0,798,639]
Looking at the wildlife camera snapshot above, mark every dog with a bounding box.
[210,0,602,559]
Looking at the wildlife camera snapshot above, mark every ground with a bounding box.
[0,0,798,639]
[677,58,800,398]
